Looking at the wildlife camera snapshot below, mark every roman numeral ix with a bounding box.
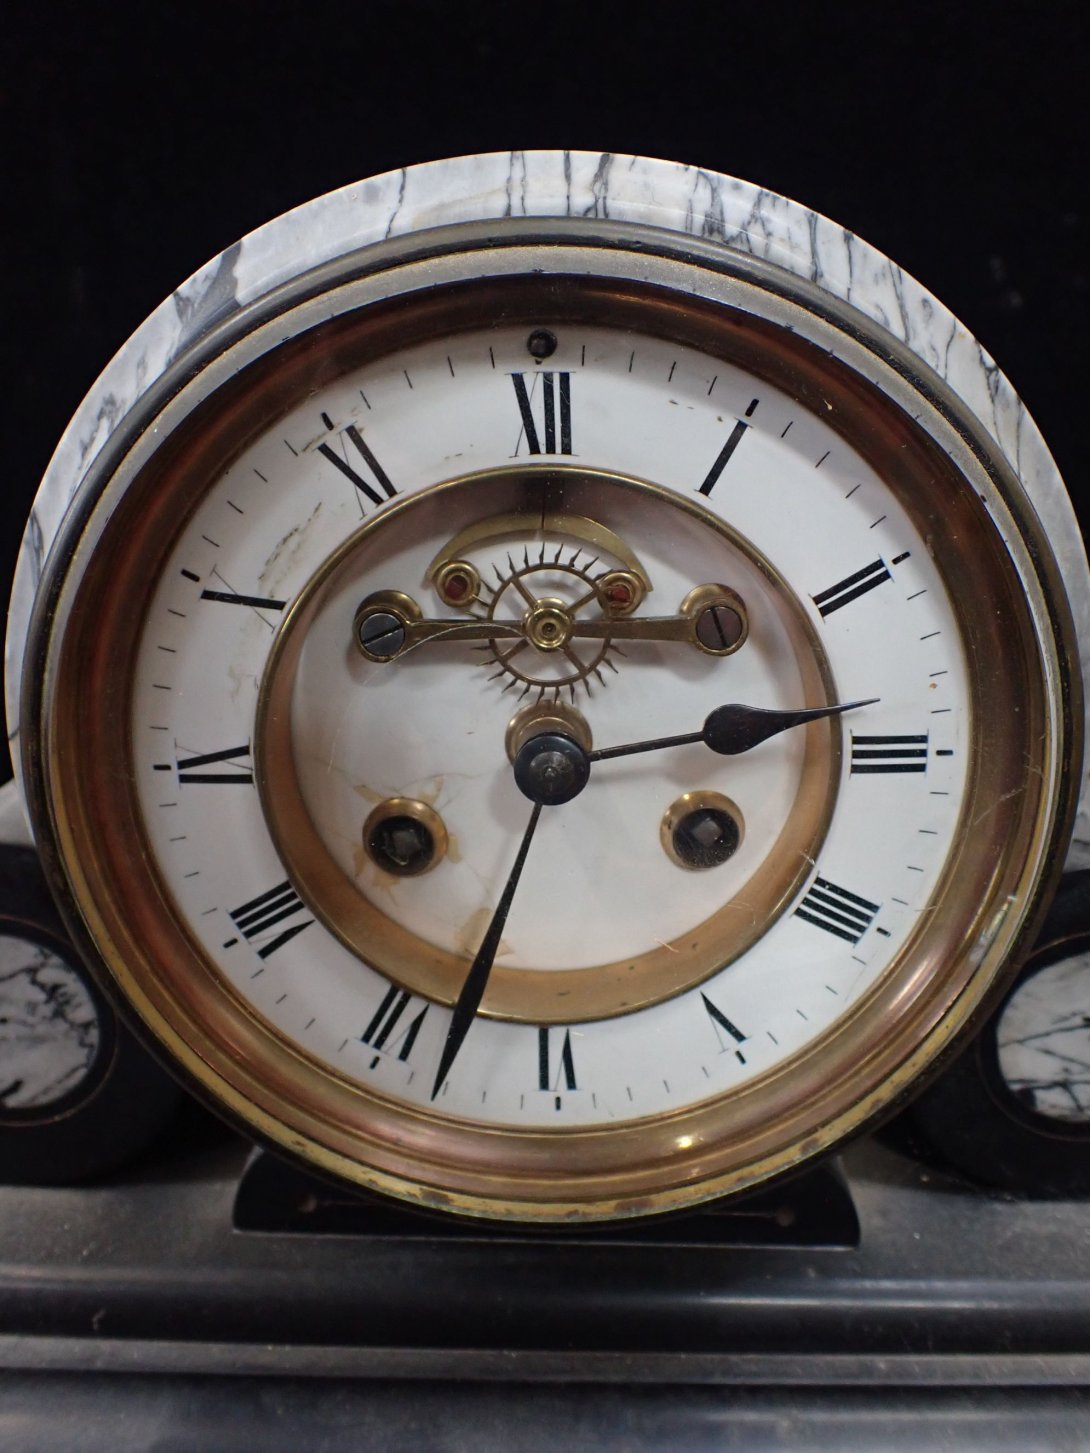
[698,400,758,495]
[200,587,287,611]
[850,733,929,774]
[511,372,573,455]
[177,744,253,785]
[795,877,880,945]
[228,881,313,959]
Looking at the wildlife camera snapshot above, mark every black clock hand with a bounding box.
[588,698,878,763]
[430,800,543,1101]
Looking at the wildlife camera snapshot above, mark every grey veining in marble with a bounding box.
[6,151,1088,852]
[997,953,1090,1122]
[0,937,100,1110]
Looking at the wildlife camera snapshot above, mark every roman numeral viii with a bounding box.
[851,733,929,774]
[228,881,313,959]
[511,372,573,455]
[361,985,429,1065]
[177,744,253,785]
[795,876,879,945]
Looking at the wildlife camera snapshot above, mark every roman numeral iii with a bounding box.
[511,372,573,455]
[850,733,929,774]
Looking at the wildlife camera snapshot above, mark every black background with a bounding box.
[3,1,1088,773]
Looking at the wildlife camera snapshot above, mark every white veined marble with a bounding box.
[6,151,1089,852]
[0,934,100,1109]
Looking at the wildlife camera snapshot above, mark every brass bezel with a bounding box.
[255,467,838,1023]
[25,230,1080,1222]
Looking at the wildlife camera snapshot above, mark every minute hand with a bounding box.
[587,699,878,763]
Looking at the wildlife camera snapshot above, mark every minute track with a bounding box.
[133,320,971,1137]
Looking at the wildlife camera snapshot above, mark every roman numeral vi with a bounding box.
[538,1026,577,1093]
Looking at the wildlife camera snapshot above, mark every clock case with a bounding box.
[6,153,1087,1220]
[4,151,1090,1438]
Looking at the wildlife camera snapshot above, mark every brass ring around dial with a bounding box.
[254,466,840,1024]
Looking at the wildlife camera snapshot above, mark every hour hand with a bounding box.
[589,698,879,763]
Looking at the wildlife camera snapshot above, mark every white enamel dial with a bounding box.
[128,320,969,1128]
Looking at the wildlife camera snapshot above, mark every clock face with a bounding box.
[15,169,1081,1220]
[128,315,971,1132]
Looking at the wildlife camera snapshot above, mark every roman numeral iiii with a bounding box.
[795,876,879,944]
